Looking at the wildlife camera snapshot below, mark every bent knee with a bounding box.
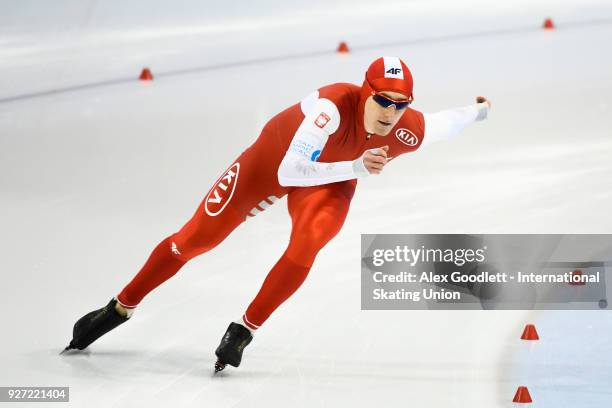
[289,218,343,256]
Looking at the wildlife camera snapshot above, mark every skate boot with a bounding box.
[62,298,130,353]
[214,322,253,373]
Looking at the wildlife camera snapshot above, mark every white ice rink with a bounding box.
[1,0,612,406]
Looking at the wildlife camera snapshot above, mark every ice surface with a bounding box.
[1,1,612,407]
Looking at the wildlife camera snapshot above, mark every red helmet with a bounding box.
[363,56,414,100]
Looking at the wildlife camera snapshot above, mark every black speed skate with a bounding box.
[214,322,253,373]
[61,298,129,353]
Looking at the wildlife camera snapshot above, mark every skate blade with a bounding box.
[59,345,73,355]
[214,360,227,373]
[60,341,84,355]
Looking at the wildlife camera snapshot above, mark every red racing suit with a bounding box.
[117,82,487,329]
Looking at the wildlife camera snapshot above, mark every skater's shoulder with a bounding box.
[316,83,360,112]
[397,107,425,134]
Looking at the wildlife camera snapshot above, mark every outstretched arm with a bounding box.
[421,96,491,148]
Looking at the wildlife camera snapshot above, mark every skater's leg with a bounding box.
[242,180,357,330]
[117,204,245,308]
[65,203,247,352]
[115,149,280,310]
[214,181,355,370]
[116,237,186,309]
[67,138,285,352]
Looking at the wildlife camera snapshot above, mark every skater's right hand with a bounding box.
[362,146,389,175]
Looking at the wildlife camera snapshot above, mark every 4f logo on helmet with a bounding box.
[395,128,419,147]
[382,57,405,79]
[314,112,331,128]
[205,163,240,216]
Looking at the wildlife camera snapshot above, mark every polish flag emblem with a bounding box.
[205,163,240,216]
[395,128,419,146]
[314,112,331,128]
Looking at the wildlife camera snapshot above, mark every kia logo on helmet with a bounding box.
[395,128,419,146]
[205,163,240,217]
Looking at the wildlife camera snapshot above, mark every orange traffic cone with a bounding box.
[520,324,539,340]
[139,68,153,81]
[337,41,350,53]
[543,18,555,30]
[569,269,585,286]
[513,386,533,403]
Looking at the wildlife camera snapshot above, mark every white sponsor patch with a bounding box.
[395,128,419,146]
[205,162,240,217]
[383,56,404,79]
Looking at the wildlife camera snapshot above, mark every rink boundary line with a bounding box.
[1,17,611,105]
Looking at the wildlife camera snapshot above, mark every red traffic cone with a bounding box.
[520,324,539,340]
[569,269,585,286]
[543,18,555,29]
[337,41,350,53]
[139,68,153,81]
[513,386,533,403]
